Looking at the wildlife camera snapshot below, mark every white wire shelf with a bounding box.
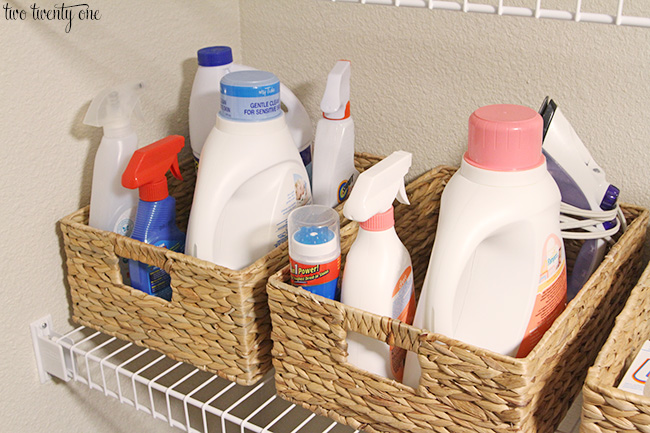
[30,316,358,433]
[30,315,583,433]
[318,0,650,28]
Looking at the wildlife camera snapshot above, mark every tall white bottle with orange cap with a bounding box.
[403,104,566,388]
[311,60,359,207]
[340,151,416,382]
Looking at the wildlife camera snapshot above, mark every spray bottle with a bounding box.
[189,46,314,176]
[121,135,186,301]
[84,81,144,235]
[84,81,144,279]
[311,60,359,207]
[340,150,415,382]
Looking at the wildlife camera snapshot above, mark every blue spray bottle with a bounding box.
[121,135,186,301]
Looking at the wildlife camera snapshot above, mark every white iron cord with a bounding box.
[559,202,627,241]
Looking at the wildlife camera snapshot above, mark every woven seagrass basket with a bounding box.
[59,152,382,386]
[581,258,650,433]
[267,164,649,433]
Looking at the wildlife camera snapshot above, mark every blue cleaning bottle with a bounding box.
[121,135,186,301]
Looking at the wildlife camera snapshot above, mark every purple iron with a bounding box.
[539,97,624,301]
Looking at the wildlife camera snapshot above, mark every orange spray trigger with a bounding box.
[122,135,185,202]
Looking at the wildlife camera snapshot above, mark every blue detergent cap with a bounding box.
[220,70,281,122]
[197,46,233,67]
[294,226,334,245]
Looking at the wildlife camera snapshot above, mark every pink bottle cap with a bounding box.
[360,206,394,231]
[465,104,544,171]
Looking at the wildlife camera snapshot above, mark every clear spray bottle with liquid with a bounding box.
[84,81,145,281]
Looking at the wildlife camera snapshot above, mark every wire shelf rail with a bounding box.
[31,316,358,433]
[30,315,584,432]
[317,0,650,28]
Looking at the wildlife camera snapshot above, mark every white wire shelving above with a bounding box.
[317,0,650,28]
[30,316,358,433]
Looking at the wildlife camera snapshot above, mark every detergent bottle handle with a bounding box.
[424,203,515,338]
[229,63,312,150]
[279,84,313,150]
[187,137,293,265]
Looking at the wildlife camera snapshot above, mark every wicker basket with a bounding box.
[581,258,650,433]
[267,164,649,433]
[59,152,382,386]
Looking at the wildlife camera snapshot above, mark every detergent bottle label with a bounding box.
[274,173,312,248]
[290,256,341,300]
[337,173,355,204]
[146,240,183,300]
[112,207,136,237]
[516,234,567,358]
[390,266,416,382]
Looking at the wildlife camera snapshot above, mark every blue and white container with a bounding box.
[288,205,341,300]
[220,71,282,122]
[185,70,312,270]
[188,46,314,172]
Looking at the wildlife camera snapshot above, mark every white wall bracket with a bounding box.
[30,315,73,383]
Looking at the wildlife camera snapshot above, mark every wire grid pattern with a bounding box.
[38,321,585,433]
[49,324,359,433]
[317,0,650,27]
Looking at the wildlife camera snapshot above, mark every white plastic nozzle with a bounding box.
[343,150,411,222]
[84,81,145,135]
[320,60,351,120]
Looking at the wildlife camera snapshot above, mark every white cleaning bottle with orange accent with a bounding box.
[311,60,358,207]
[403,105,566,388]
[340,150,415,382]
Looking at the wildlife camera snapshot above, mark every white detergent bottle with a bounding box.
[312,60,359,207]
[340,150,416,382]
[189,46,313,174]
[403,104,567,389]
[185,70,312,270]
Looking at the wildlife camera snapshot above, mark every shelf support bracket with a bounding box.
[30,315,73,383]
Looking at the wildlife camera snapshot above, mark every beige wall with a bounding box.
[240,0,650,215]
[3,0,650,431]
[1,1,240,431]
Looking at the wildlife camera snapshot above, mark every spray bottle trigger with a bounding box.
[320,60,351,119]
[171,157,183,181]
[397,181,410,205]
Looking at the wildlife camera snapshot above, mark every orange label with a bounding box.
[390,266,415,382]
[516,235,567,358]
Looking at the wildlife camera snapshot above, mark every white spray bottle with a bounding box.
[340,150,415,382]
[311,60,359,207]
[84,81,144,237]
[84,81,144,282]
[189,46,314,175]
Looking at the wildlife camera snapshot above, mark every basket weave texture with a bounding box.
[581,259,650,433]
[60,153,382,386]
[267,164,649,433]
